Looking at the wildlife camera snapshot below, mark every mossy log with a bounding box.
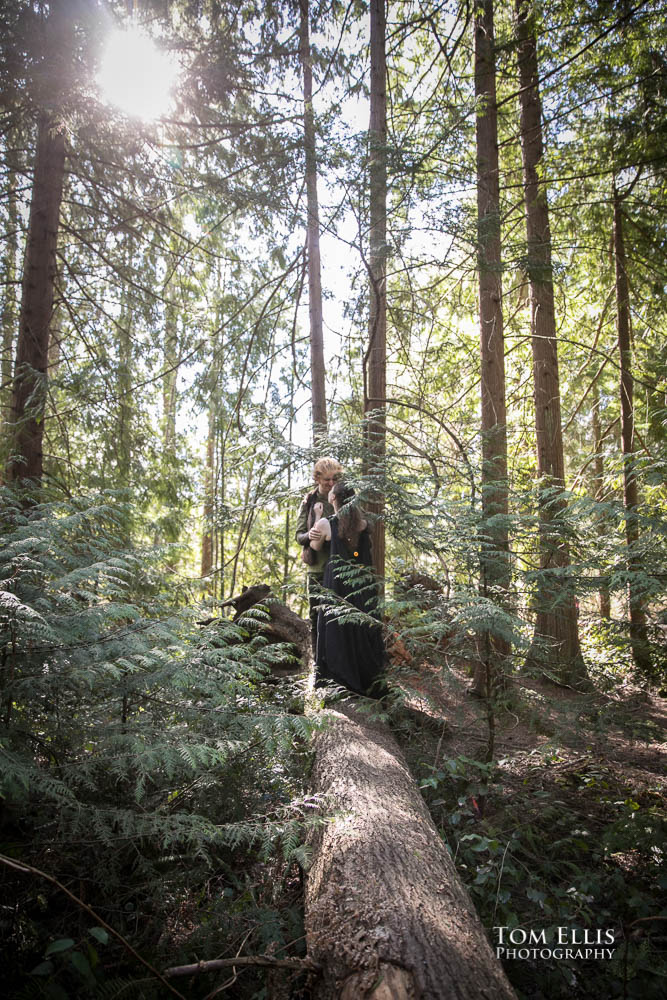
[305,703,516,999]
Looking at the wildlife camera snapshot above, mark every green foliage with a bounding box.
[418,751,667,1000]
[1,0,666,994]
[0,487,316,998]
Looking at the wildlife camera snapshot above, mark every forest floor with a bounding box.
[397,657,666,790]
[387,657,667,1000]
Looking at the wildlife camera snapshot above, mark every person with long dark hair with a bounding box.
[309,481,386,698]
[295,457,343,651]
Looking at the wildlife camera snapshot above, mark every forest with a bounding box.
[1,0,666,998]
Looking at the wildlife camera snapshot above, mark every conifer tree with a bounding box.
[298,0,327,444]
[0,141,19,466]
[612,176,653,674]
[7,1,72,484]
[591,379,611,619]
[515,0,587,685]
[474,0,511,693]
[365,0,388,579]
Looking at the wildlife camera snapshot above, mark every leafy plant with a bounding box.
[416,751,667,1000]
[0,487,316,998]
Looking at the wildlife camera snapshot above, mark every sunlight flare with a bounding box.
[97,27,178,121]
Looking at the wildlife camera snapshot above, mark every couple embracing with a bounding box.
[295,457,386,699]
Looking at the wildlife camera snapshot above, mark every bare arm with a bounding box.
[309,517,331,551]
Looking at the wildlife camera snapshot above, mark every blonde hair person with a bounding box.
[295,457,343,651]
[312,456,343,483]
[310,481,386,699]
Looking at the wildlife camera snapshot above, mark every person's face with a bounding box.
[316,471,338,495]
[328,487,337,507]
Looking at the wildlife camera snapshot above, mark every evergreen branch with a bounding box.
[382,396,476,498]
[496,0,655,112]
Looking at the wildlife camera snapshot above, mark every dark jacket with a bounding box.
[295,488,334,576]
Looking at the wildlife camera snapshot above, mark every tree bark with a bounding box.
[473,0,511,694]
[305,704,517,999]
[7,113,65,484]
[298,0,327,444]
[116,282,133,486]
[163,276,179,458]
[515,0,587,685]
[283,369,295,588]
[1,148,20,471]
[364,0,387,580]
[201,405,215,587]
[591,379,611,619]
[612,183,652,674]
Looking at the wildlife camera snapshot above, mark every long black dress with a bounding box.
[315,516,386,697]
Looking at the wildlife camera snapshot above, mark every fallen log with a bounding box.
[305,703,517,999]
[395,571,446,604]
[199,585,311,674]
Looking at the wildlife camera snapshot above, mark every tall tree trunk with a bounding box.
[613,183,652,674]
[202,283,224,597]
[116,278,133,486]
[591,379,611,619]
[473,0,511,695]
[298,0,327,444]
[1,150,20,470]
[228,462,254,599]
[515,0,587,685]
[201,405,215,588]
[364,0,387,580]
[7,113,65,484]
[218,425,225,602]
[162,278,179,459]
[283,369,295,589]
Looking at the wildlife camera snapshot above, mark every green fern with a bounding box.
[0,487,316,997]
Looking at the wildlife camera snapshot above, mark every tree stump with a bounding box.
[255,597,311,676]
[201,586,311,674]
[305,703,516,999]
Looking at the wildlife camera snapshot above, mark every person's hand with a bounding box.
[309,526,323,543]
[313,502,323,519]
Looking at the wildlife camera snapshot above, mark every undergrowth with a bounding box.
[416,742,667,1000]
[0,488,318,999]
